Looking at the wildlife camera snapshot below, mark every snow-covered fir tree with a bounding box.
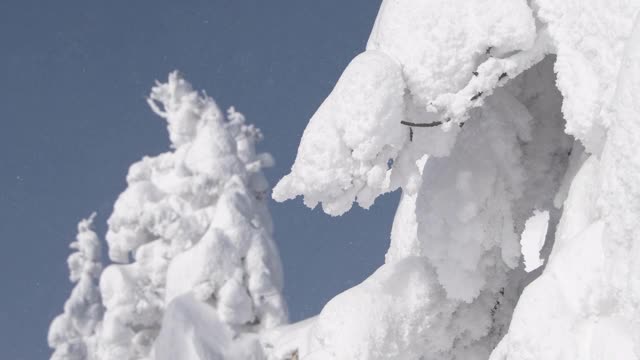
[270,0,640,359]
[92,72,287,360]
[48,213,104,360]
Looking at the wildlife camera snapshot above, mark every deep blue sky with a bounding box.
[0,1,399,359]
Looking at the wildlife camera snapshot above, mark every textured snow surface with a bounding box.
[491,13,640,360]
[274,0,540,215]
[301,258,455,359]
[95,72,286,360]
[273,51,407,215]
[271,1,640,359]
[49,214,104,360]
[533,0,640,154]
[269,57,573,359]
[153,294,265,360]
[49,1,640,359]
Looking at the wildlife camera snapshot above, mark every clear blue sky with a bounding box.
[0,1,402,359]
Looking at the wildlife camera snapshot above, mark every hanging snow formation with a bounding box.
[95,72,287,360]
[491,11,640,359]
[48,213,104,360]
[272,0,640,359]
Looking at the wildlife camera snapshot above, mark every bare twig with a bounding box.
[401,120,444,128]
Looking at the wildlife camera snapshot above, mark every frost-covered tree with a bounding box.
[492,10,640,359]
[97,72,287,360]
[270,0,640,359]
[48,213,104,360]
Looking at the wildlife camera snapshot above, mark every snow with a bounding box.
[490,158,610,359]
[48,214,104,360]
[533,0,640,154]
[367,0,537,106]
[491,11,640,360]
[94,72,287,360]
[301,257,454,359]
[49,1,640,359]
[272,1,640,359]
[274,0,544,215]
[164,177,287,330]
[153,294,265,360]
[273,50,407,215]
[519,210,549,272]
[260,316,316,360]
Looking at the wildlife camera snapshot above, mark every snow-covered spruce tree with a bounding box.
[49,213,104,360]
[97,72,287,360]
[270,0,640,359]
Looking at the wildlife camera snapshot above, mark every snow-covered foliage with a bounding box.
[273,0,540,216]
[491,13,640,359]
[96,72,287,360]
[47,0,640,358]
[49,213,104,360]
[271,0,640,359]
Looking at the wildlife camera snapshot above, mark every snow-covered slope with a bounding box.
[272,1,640,359]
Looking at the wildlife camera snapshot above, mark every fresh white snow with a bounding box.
[50,1,640,359]
[48,214,104,360]
[271,1,640,359]
[519,210,549,273]
[52,72,288,360]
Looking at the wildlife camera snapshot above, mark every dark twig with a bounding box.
[470,92,483,101]
[498,72,508,81]
[401,120,443,128]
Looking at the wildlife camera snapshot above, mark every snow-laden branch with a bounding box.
[430,30,552,128]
